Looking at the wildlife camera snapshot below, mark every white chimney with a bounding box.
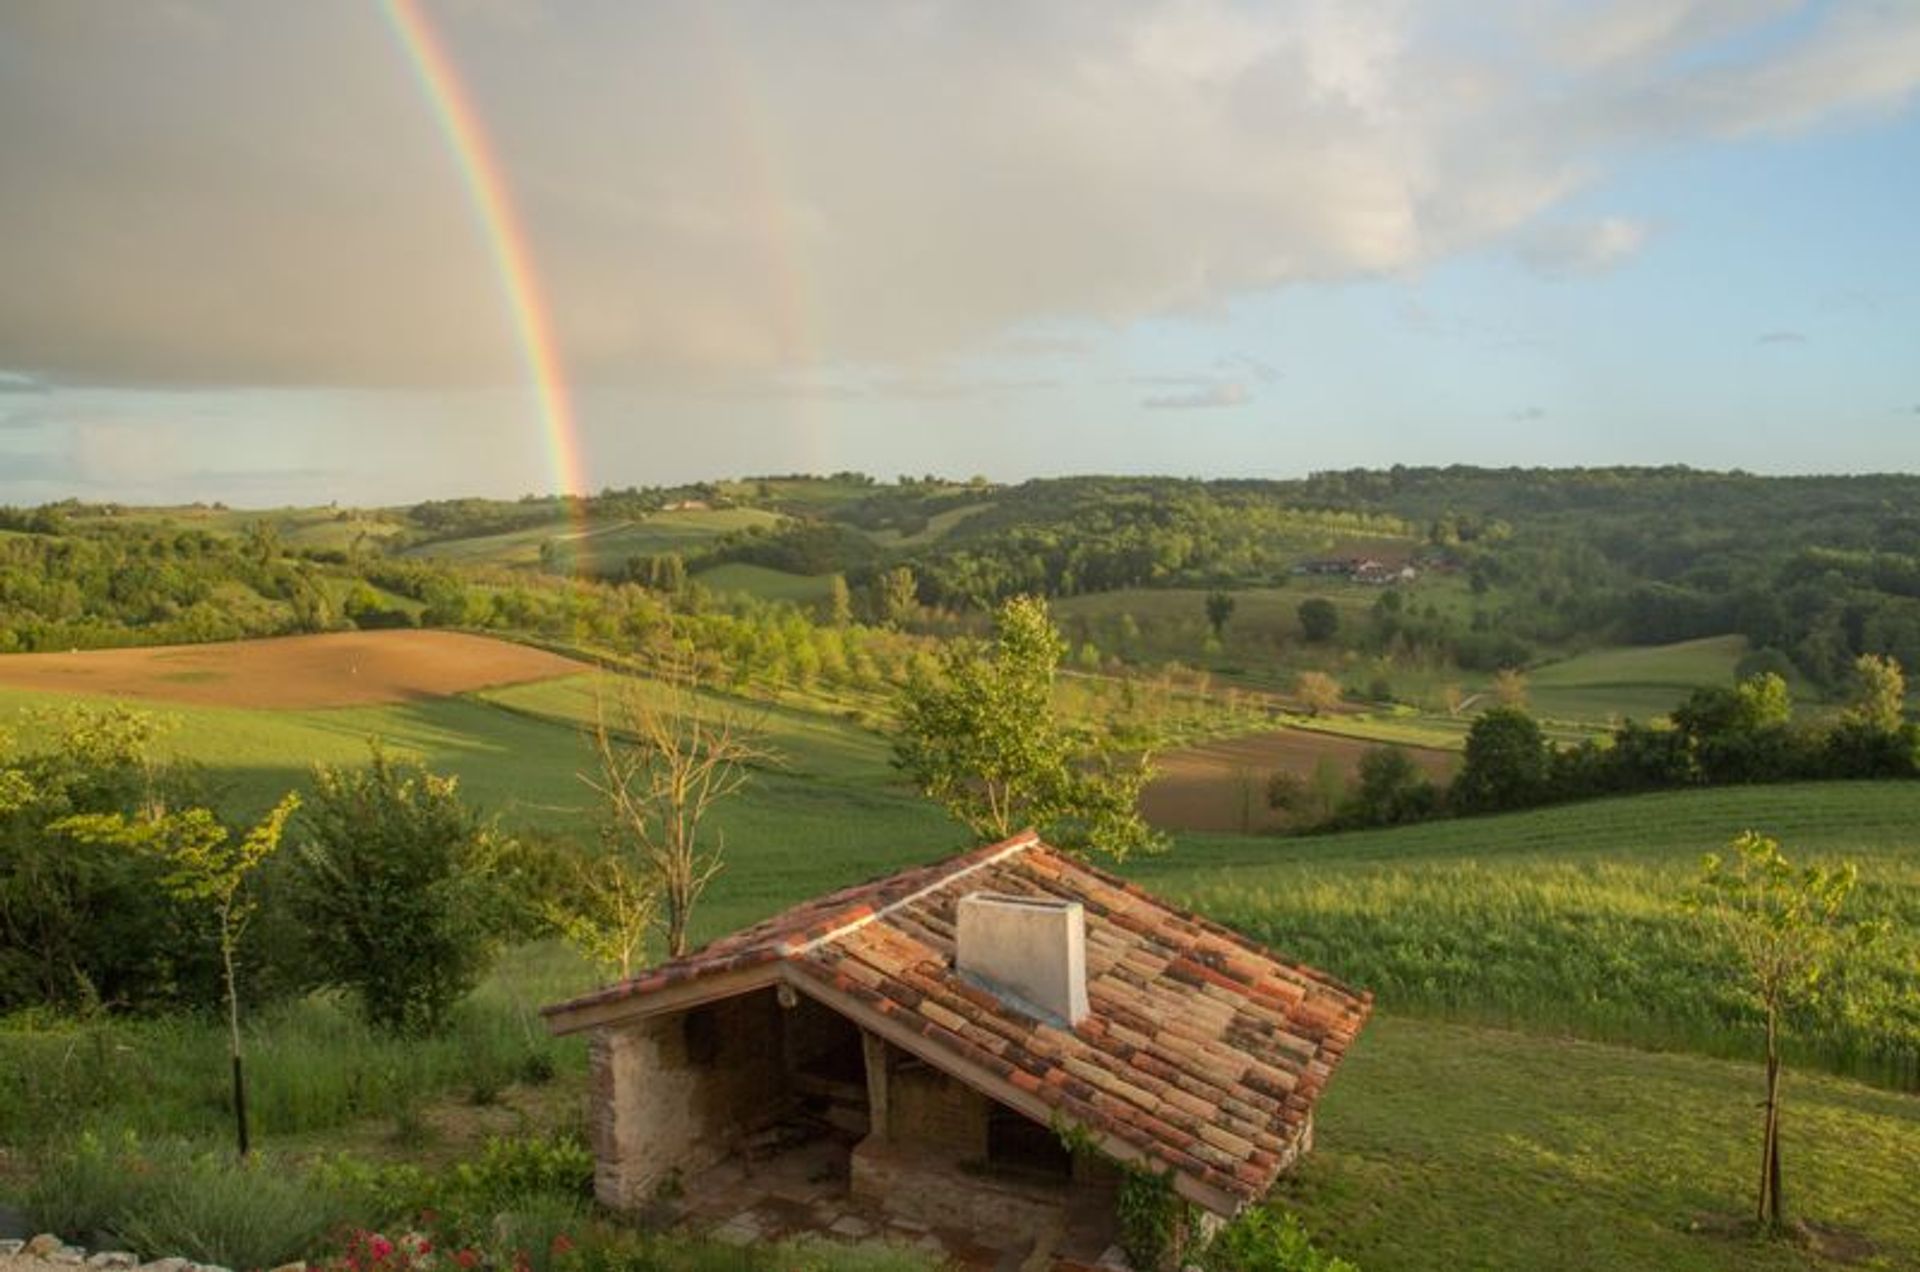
[955,893,1089,1026]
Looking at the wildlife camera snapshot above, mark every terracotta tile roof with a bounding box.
[544,830,1372,1211]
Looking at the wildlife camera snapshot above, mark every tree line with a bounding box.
[1284,656,1918,833]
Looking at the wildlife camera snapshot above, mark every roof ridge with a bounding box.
[786,828,1041,958]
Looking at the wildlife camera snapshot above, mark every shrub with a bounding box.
[1337,747,1438,828]
[1201,1206,1358,1272]
[26,1133,336,1270]
[292,744,517,1035]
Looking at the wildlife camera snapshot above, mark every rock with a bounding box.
[25,1236,63,1258]
[827,1215,874,1239]
[138,1259,190,1272]
[87,1255,138,1269]
[268,1262,307,1272]
[708,1213,764,1248]
[0,1243,26,1259]
[48,1249,85,1266]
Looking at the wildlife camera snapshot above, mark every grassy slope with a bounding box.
[403,508,784,573]
[692,562,836,604]
[1528,635,1751,723]
[1294,1016,1920,1272]
[1128,783,1920,1084]
[0,679,958,943]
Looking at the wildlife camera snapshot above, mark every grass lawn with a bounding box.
[1291,1014,1920,1271]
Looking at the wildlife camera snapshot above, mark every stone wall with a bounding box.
[885,1060,988,1158]
[590,988,795,1209]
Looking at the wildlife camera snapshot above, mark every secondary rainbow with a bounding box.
[379,0,588,502]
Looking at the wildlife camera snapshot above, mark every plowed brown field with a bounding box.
[0,631,588,709]
[1141,728,1459,833]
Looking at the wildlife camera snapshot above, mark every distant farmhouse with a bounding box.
[1292,555,1419,586]
[543,831,1371,1261]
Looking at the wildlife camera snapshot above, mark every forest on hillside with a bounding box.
[6,466,1920,693]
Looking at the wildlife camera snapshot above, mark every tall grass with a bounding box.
[0,942,590,1147]
[1138,781,1920,1089]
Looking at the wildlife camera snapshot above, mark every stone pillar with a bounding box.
[587,1026,640,1209]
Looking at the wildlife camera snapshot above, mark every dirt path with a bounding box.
[0,631,589,710]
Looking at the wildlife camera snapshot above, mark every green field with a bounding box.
[860,501,993,548]
[406,508,785,575]
[1290,1015,1920,1271]
[692,562,837,604]
[1528,635,1757,723]
[0,678,958,942]
[1128,782,1920,1087]
[1051,577,1478,690]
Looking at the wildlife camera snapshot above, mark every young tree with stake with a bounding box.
[1687,831,1880,1232]
[58,792,300,1156]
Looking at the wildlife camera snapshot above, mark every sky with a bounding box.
[2,0,1918,506]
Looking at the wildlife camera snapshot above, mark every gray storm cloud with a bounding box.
[2,0,1917,391]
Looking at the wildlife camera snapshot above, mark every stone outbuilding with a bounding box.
[542,830,1371,1255]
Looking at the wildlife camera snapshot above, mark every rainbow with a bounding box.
[379,0,588,504]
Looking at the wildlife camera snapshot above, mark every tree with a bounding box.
[1205,591,1236,639]
[876,565,919,630]
[586,671,772,959]
[1340,747,1437,827]
[1297,598,1339,643]
[893,595,1160,862]
[1673,673,1801,783]
[1686,833,1880,1231]
[293,744,514,1034]
[1453,706,1550,812]
[1491,667,1529,708]
[1294,670,1341,717]
[58,793,300,1156]
[546,849,658,981]
[825,573,854,628]
[1844,654,1906,733]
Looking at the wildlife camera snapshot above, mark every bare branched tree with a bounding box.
[585,667,775,959]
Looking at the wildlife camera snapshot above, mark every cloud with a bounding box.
[776,370,1060,402]
[1756,330,1807,344]
[1515,218,1650,276]
[995,333,1094,358]
[0,2,1915,391]
[1216,353,1282,384]
[1142,380,1250,410]
[0,372,47,394]
[1509,406,1549,422]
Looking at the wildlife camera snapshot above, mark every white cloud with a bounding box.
[1141,380,1251,410]
[1515,218,1651,276]
[0,1,1914,392]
